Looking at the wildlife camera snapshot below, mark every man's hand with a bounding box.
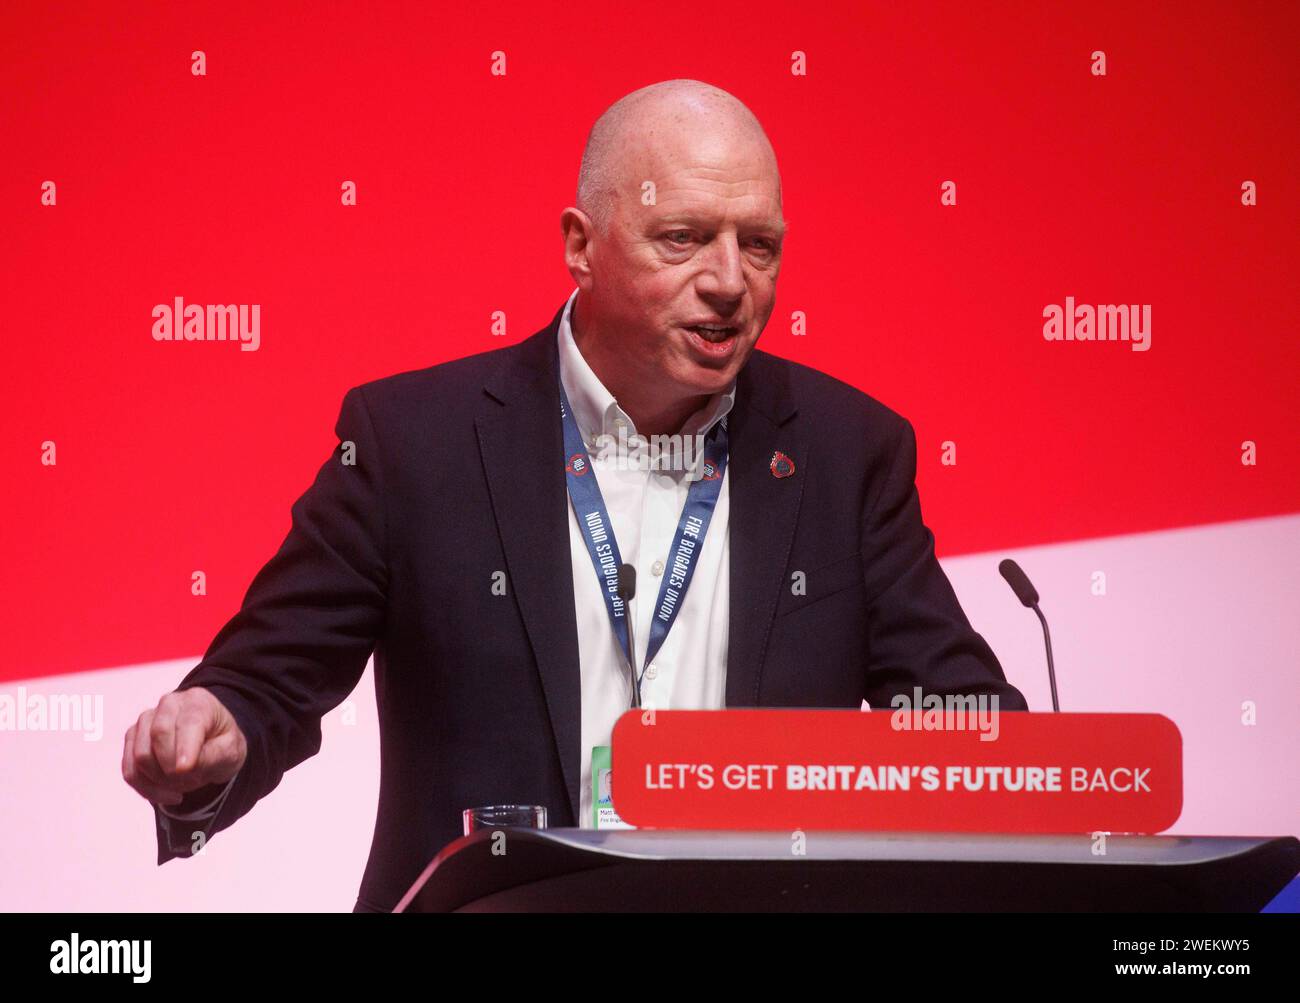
[122,687,248,807]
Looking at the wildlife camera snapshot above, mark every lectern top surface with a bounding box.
[537,828,1286,866]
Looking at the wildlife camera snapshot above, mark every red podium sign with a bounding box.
[610,710,1182,833]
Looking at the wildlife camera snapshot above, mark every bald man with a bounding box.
[123,79,1026,912]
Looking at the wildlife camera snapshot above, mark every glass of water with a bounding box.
[462,804,548,835]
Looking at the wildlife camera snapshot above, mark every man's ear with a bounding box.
[560,206,596,289]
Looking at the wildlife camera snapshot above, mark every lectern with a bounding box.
[395,828,1300,912]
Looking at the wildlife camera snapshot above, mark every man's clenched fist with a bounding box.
[122,687,247,807]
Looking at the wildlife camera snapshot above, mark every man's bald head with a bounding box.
[575,79,781,235]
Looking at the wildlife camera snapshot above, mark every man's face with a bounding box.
[583,132,785,399]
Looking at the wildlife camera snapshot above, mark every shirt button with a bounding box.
[645,664,658,680]
[651,560,664,576]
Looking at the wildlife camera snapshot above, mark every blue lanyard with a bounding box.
[559,380,729,697]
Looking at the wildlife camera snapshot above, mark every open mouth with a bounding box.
[682,323,741,356]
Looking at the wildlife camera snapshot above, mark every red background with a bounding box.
[3,0,1297,680]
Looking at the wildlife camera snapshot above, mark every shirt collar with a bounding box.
[556,287,736,446]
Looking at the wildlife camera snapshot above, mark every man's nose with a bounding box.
[696,234,746,304]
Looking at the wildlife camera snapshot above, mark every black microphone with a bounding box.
[998,559,1059,712]
[617,563,640,708]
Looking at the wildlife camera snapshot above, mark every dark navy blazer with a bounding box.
[153,300,1027,911]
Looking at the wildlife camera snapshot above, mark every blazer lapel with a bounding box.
[475,304,583,824]
[725,351,805,707]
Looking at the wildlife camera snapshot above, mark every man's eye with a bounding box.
[665,231,693,245]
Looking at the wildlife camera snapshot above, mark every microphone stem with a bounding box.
[1032,604,1059,712]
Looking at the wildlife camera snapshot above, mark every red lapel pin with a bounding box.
[770,451,795,478]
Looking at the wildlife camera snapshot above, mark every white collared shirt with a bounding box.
[558,287,733,827]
